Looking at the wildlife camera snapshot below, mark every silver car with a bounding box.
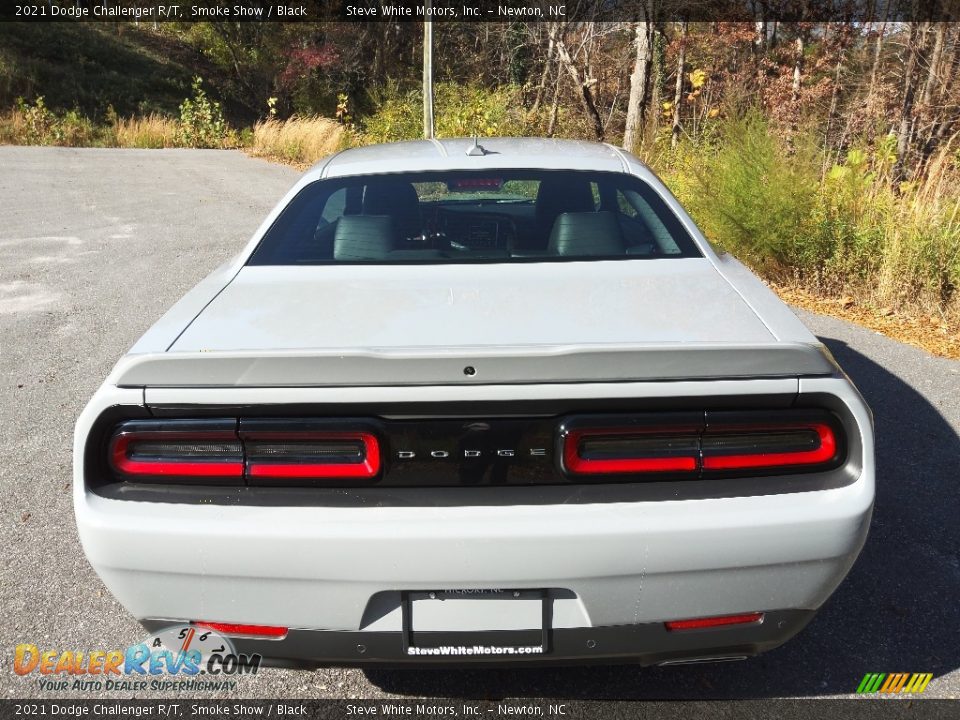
[74,138,874,666]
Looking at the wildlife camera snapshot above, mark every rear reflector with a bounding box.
[665,612,764,631]
[191,622,288,639]
[245,431,380,480]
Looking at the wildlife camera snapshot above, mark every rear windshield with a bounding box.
[247,170,702,265]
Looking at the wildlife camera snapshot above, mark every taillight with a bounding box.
[109,420,243,482]
[702,424,837,470]
[244,431,380,481]
[665,612,764,631]
[560,411,843,479]
[107,419,382,485]
[562,428,700,475]
[701,411,841,473]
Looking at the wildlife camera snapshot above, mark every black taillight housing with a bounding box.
[103,408,846,490]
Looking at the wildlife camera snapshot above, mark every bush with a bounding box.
[176,77,234,148]
[660,111,825,276]
[654,110,960,317]
[0,96,97,146]
[361,82,537,143]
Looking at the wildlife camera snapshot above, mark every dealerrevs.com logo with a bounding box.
[14,626,261,692]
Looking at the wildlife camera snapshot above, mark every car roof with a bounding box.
[310,137,635,180]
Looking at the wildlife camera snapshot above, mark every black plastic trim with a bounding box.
[85,394,861,505]
[140,610,815,668]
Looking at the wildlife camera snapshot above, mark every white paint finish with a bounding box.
[114,343,831,388]
[319,138,628,179]
[144,377,799,406]
[126,258,240,354]
[76,465,872,630]
[122,138,816,362]
[171,260,772,351]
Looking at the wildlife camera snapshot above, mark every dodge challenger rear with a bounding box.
[74,138,873,666]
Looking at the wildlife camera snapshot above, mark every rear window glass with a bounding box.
[247,170,701,265]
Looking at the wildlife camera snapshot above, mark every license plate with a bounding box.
[402,589,549,657]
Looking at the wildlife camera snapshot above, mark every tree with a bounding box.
[671,21,688,149]
[893,23,927,184]
[623,14,654,152]
[549,22,605,141]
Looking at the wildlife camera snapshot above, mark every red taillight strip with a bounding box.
[665,612,764,631]
[562,429,700,475]
[568,455,698,473]
[110,433,244,478]
[191,621,288,639]
[701,423,837,470]
[246,432,381,480]
[563,416,841,477]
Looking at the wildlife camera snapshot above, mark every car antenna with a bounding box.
[466,137,486,156]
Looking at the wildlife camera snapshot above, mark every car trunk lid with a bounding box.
[111,262,835,387]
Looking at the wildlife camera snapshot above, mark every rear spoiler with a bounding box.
[108,343,838,388]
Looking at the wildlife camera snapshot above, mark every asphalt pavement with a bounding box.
[0,147,957,703]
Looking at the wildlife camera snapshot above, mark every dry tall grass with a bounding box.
[249,116,345,167]
[112,114,179,148]
[0,103,96,146]
[656,114,960,330]
[847,148,960,321]
[0,108,32,144]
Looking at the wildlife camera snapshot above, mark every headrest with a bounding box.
[535,177,595,228]
[547,211,625,257]
[362,181,422,239]
[333,215,396,261]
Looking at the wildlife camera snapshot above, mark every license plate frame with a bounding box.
[401,589,551,656]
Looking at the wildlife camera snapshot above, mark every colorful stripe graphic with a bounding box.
[856,672,933,694]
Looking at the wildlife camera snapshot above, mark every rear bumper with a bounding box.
[76,472,872,663]
[142,610,816,667]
